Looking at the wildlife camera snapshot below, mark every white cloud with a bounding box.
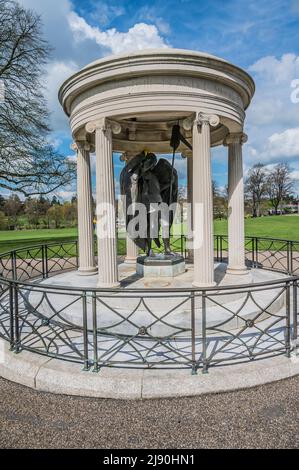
[68,11,168,55]
[247,54,299,128]
[84,2,125,27]
[18,0,76,61]
[137,5,171,35]
[66,154,77,163]
[56,190,76,200]
[291,170,299,180]
[246,127,299,165]
[44,60,79,132]
[46,135,62,150]
[249,53,299,84]
[17,0,169,142]
[245,53,299,171]
[264,128,299,159]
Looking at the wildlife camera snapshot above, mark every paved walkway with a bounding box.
[0,375,298,449]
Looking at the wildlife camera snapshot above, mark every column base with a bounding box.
[187,242,194,262]
[124,257,137,265]
[187,252,194,262]
[226,266,248,275]
[77,267,98,276]
[97,280,121,288]
[192,280,216,288]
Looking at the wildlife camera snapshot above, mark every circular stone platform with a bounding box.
[0,338,298,399]
[28,263,287,334]
[2,263,297,399]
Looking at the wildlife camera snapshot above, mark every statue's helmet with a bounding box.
[126,152,147,173]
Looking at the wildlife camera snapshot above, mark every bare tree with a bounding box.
[212,180,219,199]
[0,0,75,195]
[176,186,187,227]
[212,181,227,220]
[245,164,268,217]
[267,163,294,215]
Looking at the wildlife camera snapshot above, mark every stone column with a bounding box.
[72,141,96,275]
[192,113,219,287]
[125,236,138,264]
[225,132,248,275]
[183,151,193,261]
[86,119,120,287]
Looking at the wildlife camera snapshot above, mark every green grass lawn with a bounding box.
[214,215,299,240]
[0,215,298,254]
[0,228,78,253]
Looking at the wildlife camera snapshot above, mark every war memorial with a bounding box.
[0,49,298,398]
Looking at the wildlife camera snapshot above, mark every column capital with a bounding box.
[195,112,220,128]
[181,150,192,159]
[86,118,107,134]
[183,113,220,131]
[86,118,121,135]
[70,142,78,152]
[224,132,248,146]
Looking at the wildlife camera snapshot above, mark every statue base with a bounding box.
[136,254,186,278]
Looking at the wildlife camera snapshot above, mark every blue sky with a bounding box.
[17,0,299,199]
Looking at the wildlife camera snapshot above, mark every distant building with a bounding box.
[268,202,299,215]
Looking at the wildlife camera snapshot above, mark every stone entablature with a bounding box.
[59,48,255,145]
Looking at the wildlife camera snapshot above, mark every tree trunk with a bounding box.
[256,203,260,218]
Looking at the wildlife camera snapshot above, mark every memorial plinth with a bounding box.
[136,254,186,278]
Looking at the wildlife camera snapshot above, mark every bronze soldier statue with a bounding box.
[120,151,178,257]
[120,123,192,257]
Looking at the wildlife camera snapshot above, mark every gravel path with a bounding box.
[0,375,298,449]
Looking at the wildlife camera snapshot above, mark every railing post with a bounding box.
[255,237,259,269]
[41,245,46,279]
[251,236,255,269]
[82,291,90,371]
[44,245,49,279]
[285,281,291,358]
[191,291,197,375]
[94,235,97,259]
[289,241,293,275]
[11,251,17,281]
[92,291,100,372]
[9,283,14,351]
[75,240,79,269]
[216,236,219,262]
[220,236,223,263]
[13,283,21,353]
[292,280,298,348]
[202,290,208,374]
[180,235,184,258]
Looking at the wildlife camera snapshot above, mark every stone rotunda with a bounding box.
[1,49,297,397]
[59,48,255,288]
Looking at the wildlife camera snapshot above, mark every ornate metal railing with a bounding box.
[214,235,299,275]
[0,235,298,372]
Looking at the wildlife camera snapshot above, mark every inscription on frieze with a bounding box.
[72,75,243,108]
